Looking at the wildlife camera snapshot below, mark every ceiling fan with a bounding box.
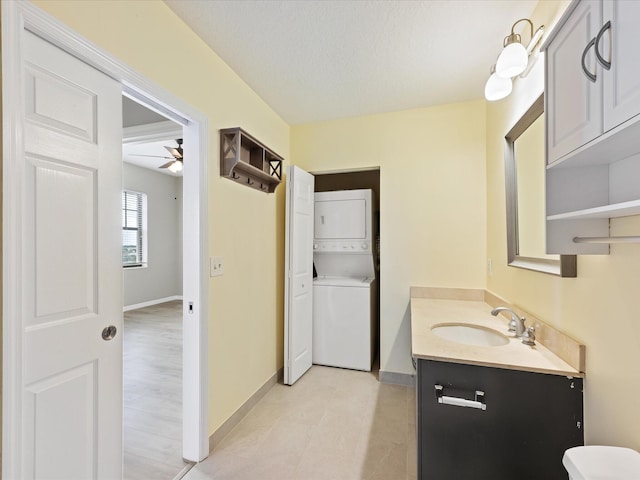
[131,138,183,173]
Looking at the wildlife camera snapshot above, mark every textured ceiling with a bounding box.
[164,0,538,125]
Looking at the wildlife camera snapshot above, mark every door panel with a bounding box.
[546,0,602,163]
[602,0,640,131]
[24,363,97,480]
[30,159,96,323]
[25,64,97,142]
[284,166,314,385]
[17,30,123,479]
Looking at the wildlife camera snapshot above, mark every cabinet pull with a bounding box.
[595,20,612,70]
[581,37,597,82]
[434,384,486,411]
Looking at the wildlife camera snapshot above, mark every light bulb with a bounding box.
[496,41,528,78]
[484,67,512,101]
[168,161,183,173]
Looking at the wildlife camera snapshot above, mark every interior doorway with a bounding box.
[121,98,189,478]
[312,168,381,365]
[2,3,210,476]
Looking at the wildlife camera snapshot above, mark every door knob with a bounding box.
[101,325,117,341]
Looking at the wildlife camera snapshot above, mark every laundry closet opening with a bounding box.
[312,168,381,371]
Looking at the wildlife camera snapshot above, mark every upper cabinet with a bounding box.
[602,0,640,132]
[546,0,640,164]
[545,0,602,162]
[543,0,640,254]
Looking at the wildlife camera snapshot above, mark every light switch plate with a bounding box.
[210,256,224,277]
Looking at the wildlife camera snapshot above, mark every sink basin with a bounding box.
[431,323,509,347]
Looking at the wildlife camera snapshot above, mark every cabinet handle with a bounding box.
[581,37,597,82]
[595,21,612,70]
[434,384,486,411]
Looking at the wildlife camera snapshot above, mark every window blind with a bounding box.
[122,190,145,267]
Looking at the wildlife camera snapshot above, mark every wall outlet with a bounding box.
[210,256,224,277]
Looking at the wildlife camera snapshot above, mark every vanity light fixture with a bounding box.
[484,18,545,101]
[484,64,512,101]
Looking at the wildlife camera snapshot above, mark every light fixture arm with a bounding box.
[503,18,534,48]
[485,17,545,100]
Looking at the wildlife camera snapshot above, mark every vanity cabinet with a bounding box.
[543,0,640,254]
[417,359,583,480]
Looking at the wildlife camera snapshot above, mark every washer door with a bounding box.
[312,285,372,371]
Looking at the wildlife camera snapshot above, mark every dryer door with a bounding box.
[314,198,366,239]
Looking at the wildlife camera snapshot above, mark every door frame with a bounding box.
[2,0,210,473]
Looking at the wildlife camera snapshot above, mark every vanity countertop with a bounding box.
[411,295,583,377]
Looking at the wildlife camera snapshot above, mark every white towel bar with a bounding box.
[573,236,640,244]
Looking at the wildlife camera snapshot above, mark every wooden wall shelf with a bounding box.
[220,127,283,193]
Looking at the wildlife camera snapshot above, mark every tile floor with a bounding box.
[123,301,190,480]
[184,365,417,480]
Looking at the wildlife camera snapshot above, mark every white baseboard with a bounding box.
[123,295,183,312]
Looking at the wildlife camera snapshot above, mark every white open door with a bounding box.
[284,166,315,385]
[3,29,123,478]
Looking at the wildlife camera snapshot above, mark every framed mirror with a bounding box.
[504,93,576,277]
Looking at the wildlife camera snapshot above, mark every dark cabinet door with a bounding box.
[417,359,583,480]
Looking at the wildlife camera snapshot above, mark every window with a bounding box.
[122,190,147,268]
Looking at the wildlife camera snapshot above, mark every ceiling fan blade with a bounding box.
[165,146,183,159]
[130,154,173,159]
[158,160,175,169]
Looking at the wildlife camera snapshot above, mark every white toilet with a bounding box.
[563,446,640,479]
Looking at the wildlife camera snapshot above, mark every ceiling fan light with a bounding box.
[484,66,512,101]
[168,161,183,173]
[496,39,528,78]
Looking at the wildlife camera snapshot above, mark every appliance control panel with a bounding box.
[313,241,371,254]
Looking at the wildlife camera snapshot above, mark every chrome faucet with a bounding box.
[491,306,525,335]
[491,307,536,346]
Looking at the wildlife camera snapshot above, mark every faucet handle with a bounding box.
[507,315,525,334]
[521,326,536,346]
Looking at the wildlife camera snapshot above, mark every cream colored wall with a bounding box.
[29,0,289,435]
[292,101,487,375]
[486,0,640,449]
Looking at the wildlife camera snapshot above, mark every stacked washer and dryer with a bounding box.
[312,189,377,372]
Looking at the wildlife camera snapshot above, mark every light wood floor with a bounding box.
[124,300,189,480]
[184,365,417,480]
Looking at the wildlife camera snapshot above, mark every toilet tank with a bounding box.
[563,446,640,480]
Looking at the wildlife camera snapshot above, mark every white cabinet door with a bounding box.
[8,31,123,478]
[283,166,315,385]
[602,0,640,132]
[546,0,603,163]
